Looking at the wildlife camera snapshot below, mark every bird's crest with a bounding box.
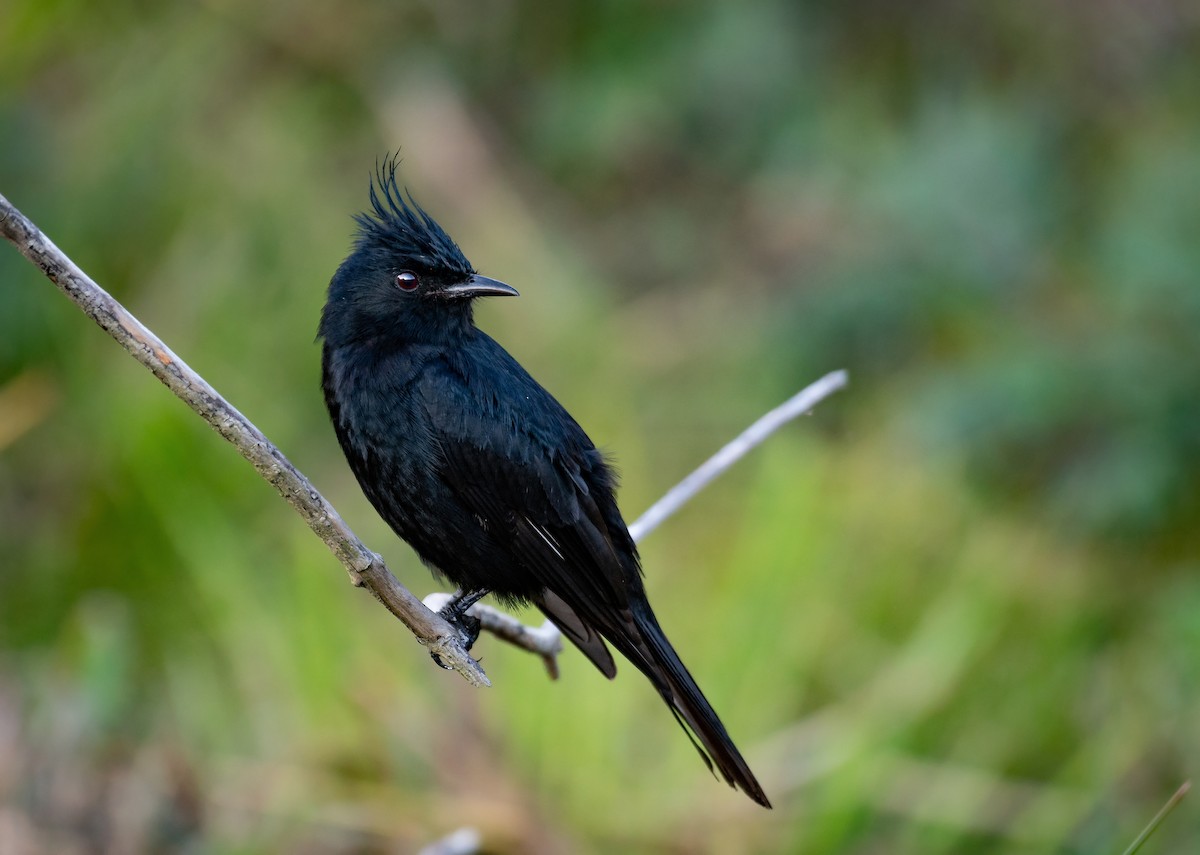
[353,153,474,277]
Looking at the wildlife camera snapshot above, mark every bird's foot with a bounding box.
[429,588,488,669]
[443,607,483,650]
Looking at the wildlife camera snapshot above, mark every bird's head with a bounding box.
[319,155,517,348]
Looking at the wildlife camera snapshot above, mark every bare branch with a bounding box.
[2,190,847,682]
[629,370,849,542]
[0,192,489,688]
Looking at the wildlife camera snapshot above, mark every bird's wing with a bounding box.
[417,357,772,806]
[534,589,617,679]
[416,357,642,657]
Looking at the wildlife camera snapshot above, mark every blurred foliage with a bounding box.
[2,1,1199,852]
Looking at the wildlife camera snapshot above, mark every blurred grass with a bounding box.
[3,1,1199,852]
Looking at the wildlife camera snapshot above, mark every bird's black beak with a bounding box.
[441,274,519,299]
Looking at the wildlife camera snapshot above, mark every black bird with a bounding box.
[319,157,770,808]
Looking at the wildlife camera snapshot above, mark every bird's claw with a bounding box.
[429,605,482,669]
[446,608,482,650]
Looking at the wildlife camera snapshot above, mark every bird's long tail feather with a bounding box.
[625,604,772,808]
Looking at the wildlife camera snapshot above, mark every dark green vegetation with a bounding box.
[2,2,1197,852]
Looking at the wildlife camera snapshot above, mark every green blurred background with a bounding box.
[2,2,1199,852]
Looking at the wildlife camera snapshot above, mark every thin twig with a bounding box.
[416,827,482,855]
[629,369,848,542]
[1121,780,1190,855]
[0,192,489,688]
[436,372,848,673]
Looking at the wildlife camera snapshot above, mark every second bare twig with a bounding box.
[629,370,848,542]
[443,370,849,673]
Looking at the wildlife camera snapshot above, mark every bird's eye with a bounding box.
[395,271,419,292]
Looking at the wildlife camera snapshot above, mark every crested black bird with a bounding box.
[319,156,770,808]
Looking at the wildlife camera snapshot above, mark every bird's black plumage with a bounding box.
[319,156,770,808]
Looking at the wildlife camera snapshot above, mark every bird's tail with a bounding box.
[625,602,772,808]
